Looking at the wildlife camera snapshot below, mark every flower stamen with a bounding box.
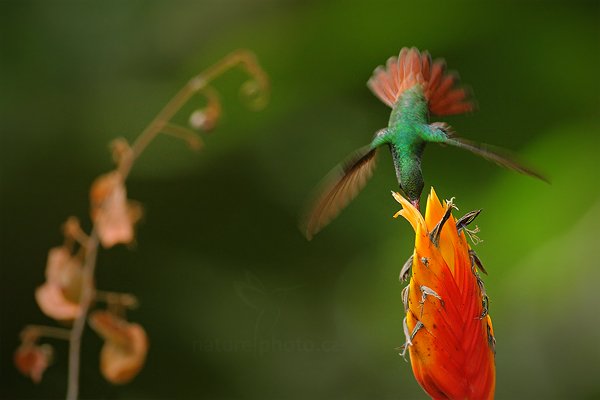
[464,225,483,245]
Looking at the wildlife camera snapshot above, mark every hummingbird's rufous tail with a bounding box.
[367,47,474,116]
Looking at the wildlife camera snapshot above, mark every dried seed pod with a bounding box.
[14,342,53,384]
[89,310,148,384]
[35,246,83,320]
[90,171,142,248]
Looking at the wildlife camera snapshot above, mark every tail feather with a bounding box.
[367,47,475,116]
[428,59,445,93]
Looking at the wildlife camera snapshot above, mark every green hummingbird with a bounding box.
[303,47,546,239]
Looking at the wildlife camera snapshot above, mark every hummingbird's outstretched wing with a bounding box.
[302,146,378,240]
[443,135,549,183]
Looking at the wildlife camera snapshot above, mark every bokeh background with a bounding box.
[1,1,599,399]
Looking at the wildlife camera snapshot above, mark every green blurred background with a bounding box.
[1,1,599,399]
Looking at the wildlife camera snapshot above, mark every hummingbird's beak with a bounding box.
[410,199,420,211]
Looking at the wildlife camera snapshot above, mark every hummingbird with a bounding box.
[303,47,546,239]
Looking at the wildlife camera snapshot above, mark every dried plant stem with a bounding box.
[159,124,203,150]
[65,49,268,400]
[23,325,72,341]
[67,231,98,400]
[119,49,267,179]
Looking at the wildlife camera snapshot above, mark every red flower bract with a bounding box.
[394,188,496,400]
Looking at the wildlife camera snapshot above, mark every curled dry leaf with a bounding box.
[89,310,148,384]
[90,171,142,248]
[35,246,82,321]
[14,343,53,384]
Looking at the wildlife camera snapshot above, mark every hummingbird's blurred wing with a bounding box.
[443,136,549,183]
[302,146,378,240]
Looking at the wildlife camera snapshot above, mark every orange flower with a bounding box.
[35,246,82,320]
[14,342,53,384]
[89,310,148,384]
[90,171,142,248]
[394,188,496,400]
